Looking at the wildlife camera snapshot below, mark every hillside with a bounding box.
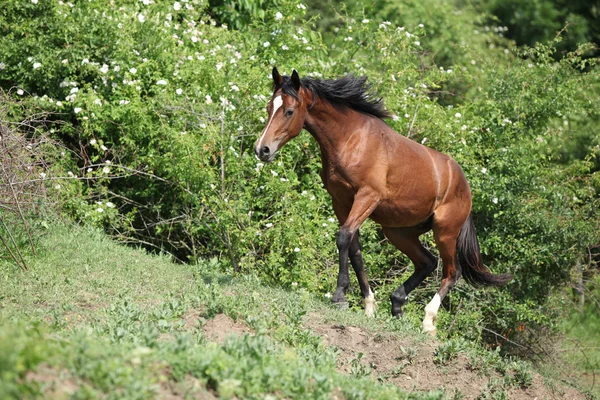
[0,225,587,399]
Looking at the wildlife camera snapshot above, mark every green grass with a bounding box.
[0,224,589,399]
[0,225,437,399]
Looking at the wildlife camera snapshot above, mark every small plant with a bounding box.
[399,345,418,364]
[510,360,534,388]
[349,352,372,378]
[434,339,466,366]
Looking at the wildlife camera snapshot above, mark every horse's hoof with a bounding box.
[422,323,437,336]
[332,301,349,310]
[391,308,404,318]
[424,328,437,337]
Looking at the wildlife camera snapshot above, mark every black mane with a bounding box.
[277,74,391,120]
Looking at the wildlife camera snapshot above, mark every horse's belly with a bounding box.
[370,199,435,227]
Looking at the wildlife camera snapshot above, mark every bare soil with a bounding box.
[202,313,253,344]
[304,314,585,399]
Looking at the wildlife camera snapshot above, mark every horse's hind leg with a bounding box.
[422,206,468,335]
[383,228,438,317]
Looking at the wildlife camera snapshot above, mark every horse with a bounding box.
[254,67,512,335]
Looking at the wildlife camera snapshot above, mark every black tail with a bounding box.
[456,214,513,287]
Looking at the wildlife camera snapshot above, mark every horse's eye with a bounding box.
[285,109,294,117]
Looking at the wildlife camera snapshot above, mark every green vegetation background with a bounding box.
[0,0,599,395]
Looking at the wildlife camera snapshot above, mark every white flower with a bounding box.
[275,12,283,20]
[82,58,89,65]
[138,14,145,23]
[481,167,487,174]
[328,217,335,223]
[270,170,278,177]
[129,67,137,74]
[415,41,420,46]
[101,145,107,151]
[281,44,289,50]
[230,85,239,92]
[17,89,24,96]
[56,101,63,107]
[99,64,109,73]
[94,98,102,106]
[39,172,46,179]
[265,223,273,228]
[90,139,97,145]
[33,62,41,69]
[216,63,223,71]
[97,207,104,213]
[106,202,115,208]
[31,0,38,3]
[263,41,270,47]
[62,59,68,64]
[324,292,332,299]
[173,1,181,10]
[362,19,369,23]
[455,112,462,118]
[74,107,82,114]
[102,167,110,174]
[492,197,498,204]
[205,95,212,104]
[404,113,410,118]
[291,281,298,286]
[419,23,424,28]
[297,3,306,9]
[54,184,61,190]
[176,88,183,95]
[156,79,167,85]
[70,87,79,94]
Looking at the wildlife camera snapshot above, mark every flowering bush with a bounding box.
[1,0,599,350]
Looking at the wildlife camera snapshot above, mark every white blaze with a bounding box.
[422,293,441,335]
[257,95,283,150]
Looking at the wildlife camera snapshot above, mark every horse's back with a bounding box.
[371,125,470,227]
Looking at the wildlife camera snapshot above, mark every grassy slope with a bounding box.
[0,225,589,399]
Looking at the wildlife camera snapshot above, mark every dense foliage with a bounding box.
[1,0,599,352]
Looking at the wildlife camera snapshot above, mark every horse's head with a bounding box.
[254,67,309,162]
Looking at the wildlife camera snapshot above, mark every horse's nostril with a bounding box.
[261,146,270,155]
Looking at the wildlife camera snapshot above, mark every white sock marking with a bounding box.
[363,289,376,317]
[257,95,283,150]
[422,293,441,334]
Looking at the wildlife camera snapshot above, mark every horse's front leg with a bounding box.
[349,231,376,316]
[333,190,380,315]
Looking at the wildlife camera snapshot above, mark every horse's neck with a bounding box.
[304,104,366,163]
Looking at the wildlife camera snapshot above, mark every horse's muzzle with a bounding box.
[255,145,273,162]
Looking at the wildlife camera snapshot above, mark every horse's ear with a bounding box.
[291,69,301,91]
[272,67,283,86]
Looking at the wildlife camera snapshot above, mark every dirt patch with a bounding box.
[24,364,79,398]
[156,375,217,400]
[202,313,252,344]
[181,309,204,332]
[305,314,585,399]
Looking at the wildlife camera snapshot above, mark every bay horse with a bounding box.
[255,68,512,335]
